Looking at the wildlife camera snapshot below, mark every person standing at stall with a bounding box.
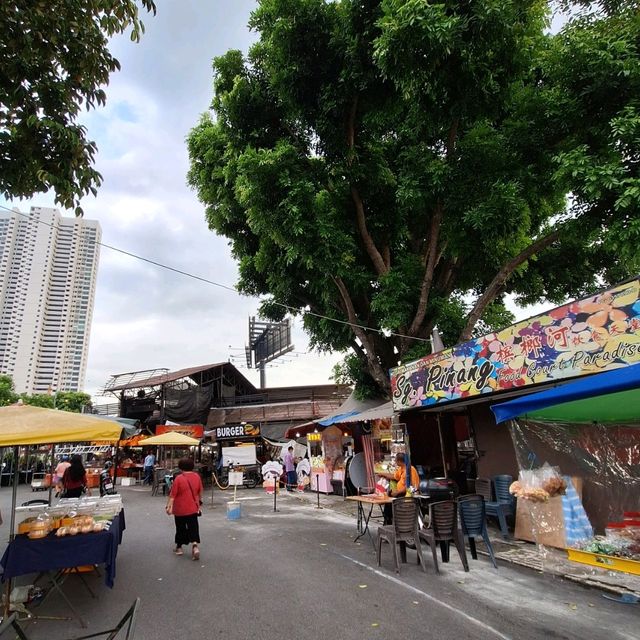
[61,454,90,498]
[284,446,296,492]
[378,453,419,524]
[165,458,203,561]
[143,450,156,485]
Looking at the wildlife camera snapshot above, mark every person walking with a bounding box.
[61,454,90,498]
[284,446,296,492]
[165,458,203,560]
[143,450,156,485]
[53,455,71,497]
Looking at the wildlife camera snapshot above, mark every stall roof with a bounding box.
[104,362,256,392]
[326,401,394,424]
[0,404,123,445]
[104,416,139,438]
[139,432,200,446]
[491,362,640,425]
[317,392,385,426]
[284,395,390,437]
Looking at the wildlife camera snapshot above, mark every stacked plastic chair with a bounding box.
[482,475,515,539]
[458,494,498,568]
[418,500,469,574]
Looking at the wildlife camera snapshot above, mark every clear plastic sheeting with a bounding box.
[507,419,640,575]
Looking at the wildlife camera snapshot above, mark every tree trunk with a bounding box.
[333,276,391,394]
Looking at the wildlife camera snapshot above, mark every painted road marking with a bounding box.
[338,553,513,640]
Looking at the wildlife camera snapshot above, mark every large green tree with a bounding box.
[0,1,156,215]
[0,374,18,407]
[20,390,92,412]
[188,0,640,395]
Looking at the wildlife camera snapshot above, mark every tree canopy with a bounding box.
[188,0,640,395]
[0,0,156,215]
[0,374,91,411]
[0,375,18,407]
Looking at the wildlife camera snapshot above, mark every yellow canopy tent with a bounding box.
[139,432,200,472]
[139,432,200,446]
[0,404,123,445]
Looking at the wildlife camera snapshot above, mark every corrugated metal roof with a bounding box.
[106,362,244,391]
[330,401,394,423]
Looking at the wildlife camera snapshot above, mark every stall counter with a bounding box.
[310,468,344,494]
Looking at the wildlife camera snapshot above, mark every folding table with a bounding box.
[0,510,125,627]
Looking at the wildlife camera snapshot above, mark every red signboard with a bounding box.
[156,425,204,438]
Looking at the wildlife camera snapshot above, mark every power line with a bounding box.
[0,204,431,343]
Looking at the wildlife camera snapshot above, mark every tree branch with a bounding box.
[350,339,366,361]
[446,117,459,159]
[382,244,391,271]
[351,186,389,276]
[346,96,358,153]
[408,202,443,338]
[459,228,562,342]
[346,95,389,276]
[333,276,391,393]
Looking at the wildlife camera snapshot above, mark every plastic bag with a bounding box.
[510,464,567,502]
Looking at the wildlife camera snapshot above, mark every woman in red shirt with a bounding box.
[166,458,203,560]
[62,454,90,498]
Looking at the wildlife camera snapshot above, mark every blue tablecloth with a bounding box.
[1,510,125,588]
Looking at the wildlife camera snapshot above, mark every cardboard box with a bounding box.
[514,477,583,549]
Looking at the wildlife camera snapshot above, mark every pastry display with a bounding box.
[16,495,122,537]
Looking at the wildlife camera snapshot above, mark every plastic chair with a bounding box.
[485,475,515,539]
[151,468,167,497]
[418,500,469,574]
[473,477,492,502]
[376,497,427,574]
[458,494,498,569]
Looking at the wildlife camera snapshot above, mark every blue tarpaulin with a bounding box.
[318,411,361,426]
[491,362,640,424]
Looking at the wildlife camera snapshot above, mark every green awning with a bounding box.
[522,387,640,425]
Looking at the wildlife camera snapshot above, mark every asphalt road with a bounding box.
[1,484,638,640]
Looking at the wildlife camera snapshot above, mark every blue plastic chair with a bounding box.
[485,475,515,539]
[458,494,498,569]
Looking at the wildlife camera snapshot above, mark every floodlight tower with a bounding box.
[246,317,294,388]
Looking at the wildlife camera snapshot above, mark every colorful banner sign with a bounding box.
[390,278,640,411]
[215,423,260,440]
[156,424,204,438]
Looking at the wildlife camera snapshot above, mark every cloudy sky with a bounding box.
[3,1,346,399]
[3,1,553,401]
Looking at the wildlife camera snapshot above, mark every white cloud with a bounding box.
[3,1,345,399]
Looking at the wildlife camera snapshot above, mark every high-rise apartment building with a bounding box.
[0,206,101,394]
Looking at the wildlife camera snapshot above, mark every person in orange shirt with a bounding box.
[379,452,420,497]
[378,453,420,523]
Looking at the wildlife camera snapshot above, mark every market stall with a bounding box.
[0,403,125,621]
[307,425,353,494]
[492,363,640,575]
[139,431,200,466]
